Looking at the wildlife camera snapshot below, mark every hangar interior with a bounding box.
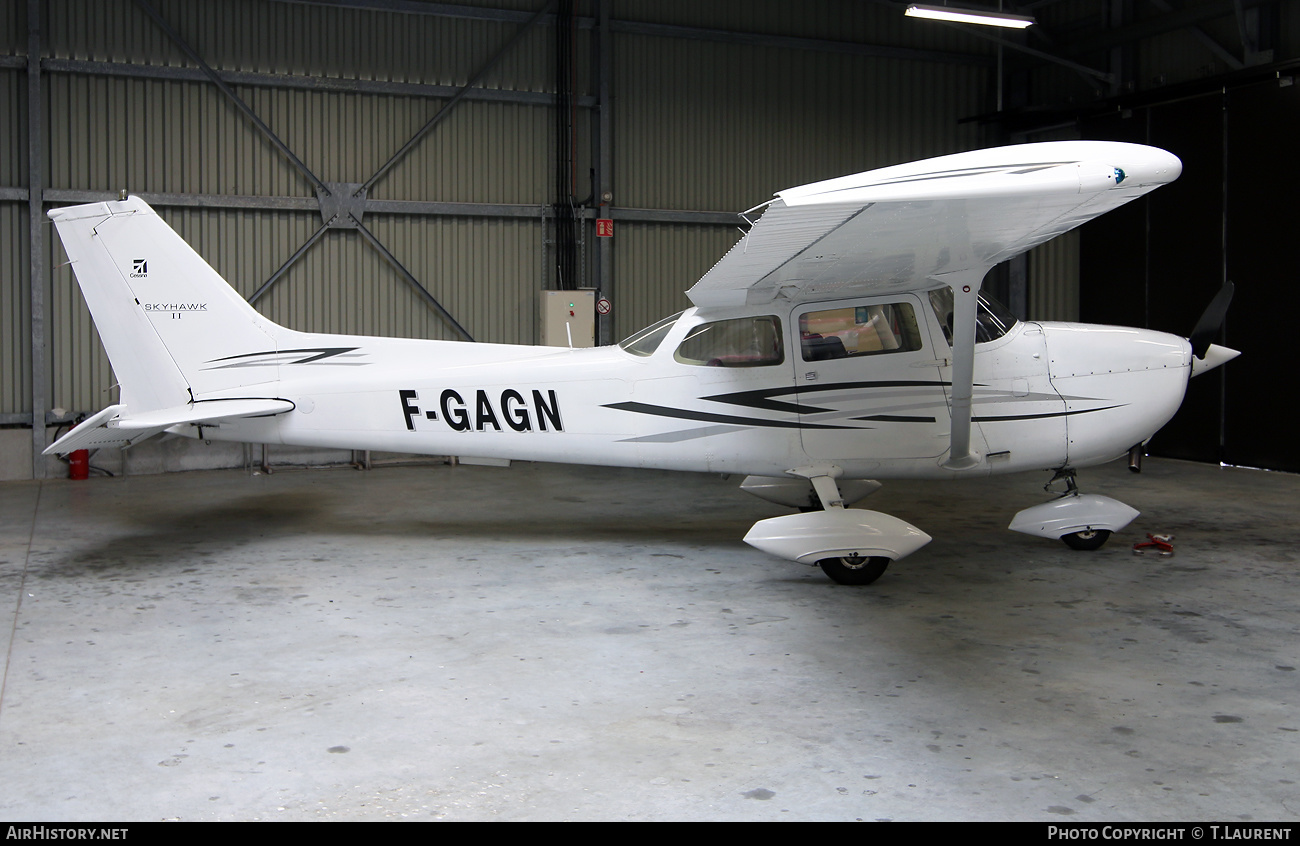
[2,0,1299,822]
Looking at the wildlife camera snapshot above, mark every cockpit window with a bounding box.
[927,287,1019,346]
[618,311,682,357]
[673,316,784,367]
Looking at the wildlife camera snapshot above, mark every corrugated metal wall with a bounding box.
[1027,232,1081,324]
[612,29,987,334]
[45,0,555,90]
[1,203,30,415]
[2,3,23,56]
[612,222,742,337]
[608,0,994,338]
[29,0,570,418]
[1,22,28,419]
[5,0,1010,474]
[614,42,987,212]
[45,74,306,197]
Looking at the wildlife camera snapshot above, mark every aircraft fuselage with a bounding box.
[194,296,1192,482]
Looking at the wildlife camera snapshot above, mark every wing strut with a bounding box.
[939,271,984,471]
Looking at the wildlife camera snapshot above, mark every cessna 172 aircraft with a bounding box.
[45,140,1238,584]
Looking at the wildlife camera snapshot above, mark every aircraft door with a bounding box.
[793,294,951,463]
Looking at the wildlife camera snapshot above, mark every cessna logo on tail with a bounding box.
[400,388,563,433]
[131,259,147,276]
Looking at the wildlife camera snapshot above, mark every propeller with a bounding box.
[1189,281,1234,359]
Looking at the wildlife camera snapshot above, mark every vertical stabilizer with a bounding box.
[48,197,288,412]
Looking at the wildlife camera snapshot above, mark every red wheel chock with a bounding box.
[1133,533,1174,556]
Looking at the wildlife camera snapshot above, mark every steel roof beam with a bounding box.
[31,189,743,226]
[39,58,595,109]
[277,0,993,67]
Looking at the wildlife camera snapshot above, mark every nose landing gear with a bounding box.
[1008,467,1139,551]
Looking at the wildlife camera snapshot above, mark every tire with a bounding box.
[799,494,824,513]
[818,555,890,585]
[1061,529,1111,551]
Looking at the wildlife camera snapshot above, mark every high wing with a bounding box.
[688,140,1182,469]
[687,141,1182,308]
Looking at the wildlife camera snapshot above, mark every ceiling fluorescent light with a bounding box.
[905,4,1035,29]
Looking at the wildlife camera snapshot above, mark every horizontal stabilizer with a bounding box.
[43,405,140,454]
[44,398,294,456]
[114,398,295,429]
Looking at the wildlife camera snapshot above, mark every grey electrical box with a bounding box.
[539,289,596,347]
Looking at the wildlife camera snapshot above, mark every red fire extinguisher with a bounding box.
[69,449,89,480]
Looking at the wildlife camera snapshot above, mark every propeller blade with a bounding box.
[1189,281,1234,359]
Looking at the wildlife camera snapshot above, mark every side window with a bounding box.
[674,316,784,367]
[800,303,924,361]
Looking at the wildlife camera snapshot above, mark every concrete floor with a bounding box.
[1,456,1297,821]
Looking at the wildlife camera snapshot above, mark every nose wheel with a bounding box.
[818,555,890,585]
[1061,528,1112,551]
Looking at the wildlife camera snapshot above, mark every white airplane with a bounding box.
[44,140,1238,585]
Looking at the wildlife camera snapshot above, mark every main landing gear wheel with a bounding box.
[1061,529,1112,551]
[818,555,890,585]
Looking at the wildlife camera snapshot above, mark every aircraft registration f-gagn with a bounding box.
[45,140,1239,585]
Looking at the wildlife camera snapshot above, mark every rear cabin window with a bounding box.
[799,303,924,361]
[673,316,784,367]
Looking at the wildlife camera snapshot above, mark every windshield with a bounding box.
[674,315,784,367]
[926,288,1020,346]
[618,311,683,357]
